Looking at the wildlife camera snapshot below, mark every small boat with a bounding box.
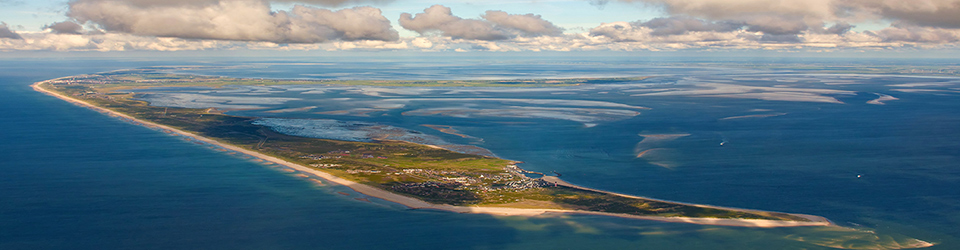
[720,141,726,146]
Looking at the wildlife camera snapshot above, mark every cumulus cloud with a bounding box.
[848,0,960,29]
[604,0,960,31]
[67,0,398,43]
[742,16,808,35]
[637,16,741,36]
[6,0,960,52]
[757,34,801,43]
[586,1,851,46]
[482,11,563,36]
[45,21,84,34]
[0,31,424,52]
[638,1,817,37]
[90,0,392,7]
[819,22,855,35]
[1,32,204,51]
[589,20,749,44]
[399,5,507,40]
[588,22,643,42]
[411,37,433,48]
[627,0,833,21]
[0,22,22,39]
[584,0,960,47]
[586,15,921,49]
[874,23,960,43]
[278,0,393,6]
[399,5,563,41]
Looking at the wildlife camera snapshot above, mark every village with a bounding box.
[298,149,546,194]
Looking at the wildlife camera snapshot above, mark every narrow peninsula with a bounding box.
[33,68,831,228]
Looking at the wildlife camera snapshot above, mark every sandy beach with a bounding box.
[33,81,832,228]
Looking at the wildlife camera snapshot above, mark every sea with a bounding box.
[1,56,958,249]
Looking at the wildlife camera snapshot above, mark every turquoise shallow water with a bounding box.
[2,57,958,249]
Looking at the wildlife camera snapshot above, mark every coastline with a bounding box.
[33,81,832,228]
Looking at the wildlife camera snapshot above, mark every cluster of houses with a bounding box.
[309,163,342,168]
[492,179,547,191]
[300,150,389,161]
[327,150,350,154]
[397,166,544,192]
[46,75,111,85]
[360,153,389,159]
[301,150,543,193]
[346,169,382,174]
[300,154,326,160]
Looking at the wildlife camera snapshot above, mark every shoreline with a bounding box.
[33,81,831,228]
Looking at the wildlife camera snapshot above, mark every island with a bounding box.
[32,68,832,228]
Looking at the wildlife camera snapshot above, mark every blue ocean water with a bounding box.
[2,57,959,249]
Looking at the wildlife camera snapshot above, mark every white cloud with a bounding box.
[4,0,960,52]
[44,21,84,35]
[399,5,509,40]
[411,37,433,48]
[1,32,230,51]
[603,0,960,32]
[68,0,398,43]
[87,0,392,7]
[874,23,960,43]
[481,10,563,36]
[0,22,22,39]
[399,5,563,41]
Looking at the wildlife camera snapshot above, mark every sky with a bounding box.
[1,0,959,54]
